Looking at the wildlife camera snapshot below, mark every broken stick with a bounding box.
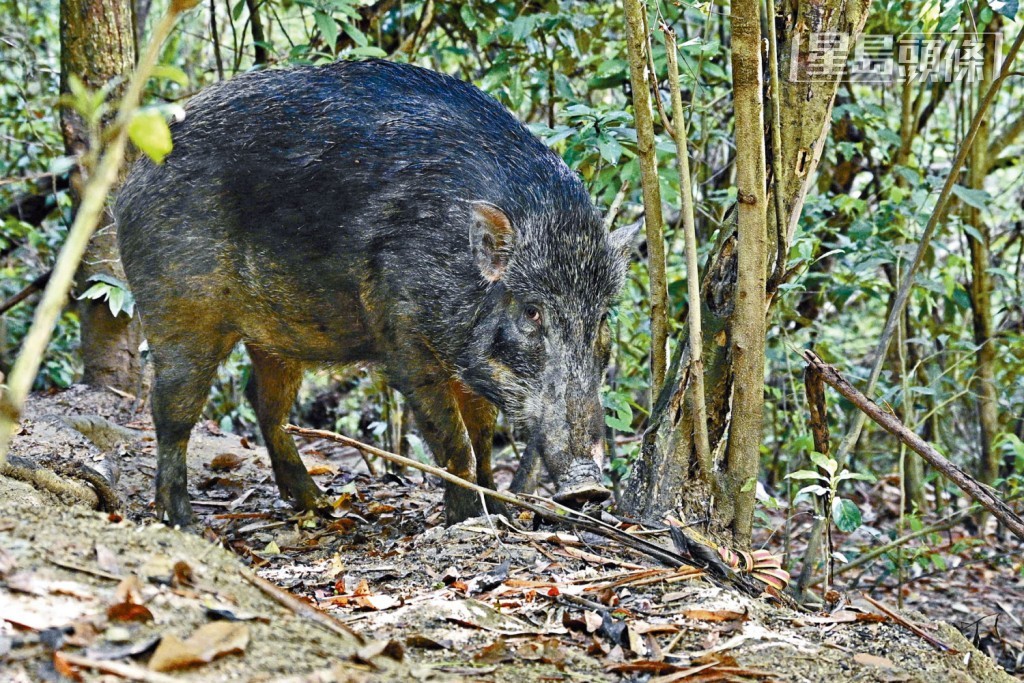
[285,425,690,564]
[802,350,1024,542]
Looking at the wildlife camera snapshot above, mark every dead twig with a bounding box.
[802,350,1024,542]
[57,653,180,683]
[284,424,769,599]
[241,568,364,645]
[47,557,123,581]
[861,594,956,653]
[0,270,51,317]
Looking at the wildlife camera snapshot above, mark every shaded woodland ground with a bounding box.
[1,385,1021,681]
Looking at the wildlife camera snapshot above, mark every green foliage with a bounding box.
[2,0,1023,535]
[77,273,136,318]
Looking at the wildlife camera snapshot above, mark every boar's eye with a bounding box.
[523,304,543,326]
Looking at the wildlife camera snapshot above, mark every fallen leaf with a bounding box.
[853,652,896,669]
[52,652,83,681]
[683,609,748,622]
[475,638,513,664]
[439,599,563,634]
[95,545,120,575]
[405,634,452,650]
[107,603,154,623]
[355,639,404,662]
[307,464,337,476]
[354,594,400,611]
[148,622,250,672]
[209,453,243,471]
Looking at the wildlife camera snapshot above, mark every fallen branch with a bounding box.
[285,424,771,600]
[861,594,956,653]
[811,507,971,586]
[802,350,1024,542]
[57,653,180,683]
[241,568,364,645]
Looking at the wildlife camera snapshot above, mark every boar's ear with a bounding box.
[608,219,642,262]
[470,201,514,282]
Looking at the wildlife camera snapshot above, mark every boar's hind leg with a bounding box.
[244,345,327,513]
[151,335,238,528]
[451,383,507,516]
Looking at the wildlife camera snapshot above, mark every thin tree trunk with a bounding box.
[60,0,144,393]
[726,0,768,545]
[622,0,871,548]
[623,0,669,394]
[245,0,267,64]
[968,26,1000,488]
[665,28,712,479]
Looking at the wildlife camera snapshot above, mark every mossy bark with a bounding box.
[60,0,144,392]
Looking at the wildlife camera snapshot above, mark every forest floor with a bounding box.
[1,385,1022,682]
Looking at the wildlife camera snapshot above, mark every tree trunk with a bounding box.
[967,26,1000,488]
[623,0,669,394]
[622,0,870,547]
[724,0,768,545]
[60,0,144,393]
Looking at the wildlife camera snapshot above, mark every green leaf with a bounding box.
[989,0,1019,19]
[596,136,623,164]
[348,46,387,58]
[342,22,369,47]
[952,185,990,210]
[809,451,838,476]
[128,109,173,164]
[787,469,826,481]
[460,4,477,28]
[832,498,862,533]
[151,65,189,87]
[315,11,339,51]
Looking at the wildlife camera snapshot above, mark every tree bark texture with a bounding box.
[60,0,144,392]
[623,0,669,394]
[967,27,1000,487]
[623,0,870,547]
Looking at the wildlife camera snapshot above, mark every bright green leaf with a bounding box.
[128,109,173,164]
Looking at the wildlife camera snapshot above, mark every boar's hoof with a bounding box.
[552,482,611,508]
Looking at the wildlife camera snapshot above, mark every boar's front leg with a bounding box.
[388,369,483,525]
[451,381,509,517]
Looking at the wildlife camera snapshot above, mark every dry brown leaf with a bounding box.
[607,660,683,675]
[52,652,84,682]
[352,579,371,596]
[683,609,748,622]
[148,622,250,672]
[307,464,337,476]
[107,602,154,623]
[474,638,513,664]
[853,652,896,669]
[209,453,244,471]
[354,594,400,611]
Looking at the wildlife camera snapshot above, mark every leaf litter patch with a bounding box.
[0,385,1018,681]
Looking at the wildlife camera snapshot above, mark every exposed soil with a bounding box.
[1,385,1020,682]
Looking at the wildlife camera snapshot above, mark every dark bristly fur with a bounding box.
[116,59,638,527]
